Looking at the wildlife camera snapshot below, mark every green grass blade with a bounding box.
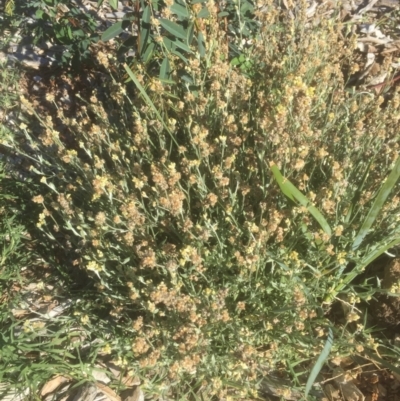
[363,349,400,377]
[352,155,400,250]
[324,236,400,304]
[123,63,178,146]
[270,163,332,236]
[305,328,333,398]
[345,158,373,224]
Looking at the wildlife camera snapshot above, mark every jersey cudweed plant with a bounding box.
[3,0,400,398]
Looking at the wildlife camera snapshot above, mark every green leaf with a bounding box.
[163,37,173,51]
[160,18,187,41]
[139,5,151,56]
[324,236,400,304]
[171,48,189,63]
[270,163,332,236]
[142,42,155,63]
[363,349,400,377]
[305,328,333,398]
[160,57,171,82]
[170,2,190,18]
[345,159,374,224]
[123,63,178,146]
[197,7,210,18]
[101,21,124,42]
[197,32,206,57]
[109,0,118,10]
[35,9,44,19]
[163,36,191,56]
[187,22,194,45]
[172,38,192,53]
[181,74,194,84]
[352,155,400,250]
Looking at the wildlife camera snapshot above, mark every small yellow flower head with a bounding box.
[87,261,103,273]
[337,251,347,265]
[346,312,360,323]
[81,314,90,325]
[101,343,112,355]
[334,225,344,236]
[32,195,44,204]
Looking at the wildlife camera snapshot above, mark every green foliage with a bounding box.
[103,0,261,77]
[12,0,99,69]
[1,1,400,399]
[270,163,332,236]
[305,328,333,398]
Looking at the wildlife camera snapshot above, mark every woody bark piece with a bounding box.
[332,367,365,401]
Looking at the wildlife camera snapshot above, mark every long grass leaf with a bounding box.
[363,349,400,377]
[123,64,178,146]
[305,328,333,398]
[324,236,400,304]
[345,158,373,224]
[353,155,400,250]
[270,163,332,236]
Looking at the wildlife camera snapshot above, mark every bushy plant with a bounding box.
[3,0,400,398]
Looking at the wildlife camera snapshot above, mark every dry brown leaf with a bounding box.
[105,361,123,378]
[72,383,98,401]
[104,362,140,387]
[12,309,29,318]
[333,367,365,401]
[91,366,111,384]
[96,382,122,401]
[40,375,71,397]
[122,374,140,387]
[122,386,144,401]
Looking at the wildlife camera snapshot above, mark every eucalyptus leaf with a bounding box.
[171,38,192,53]
[187,22,195,45]
[170,2,190,18]
[197,32,206,57]
[139,5,151,56]
[101,21,124,42]
[163,36,173,51]
[160,57,171,82]
[160,18,187,41]
[170,48,189,64]
[197,7,210,18]
[109,0,118,10]
[142,42,155,63]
